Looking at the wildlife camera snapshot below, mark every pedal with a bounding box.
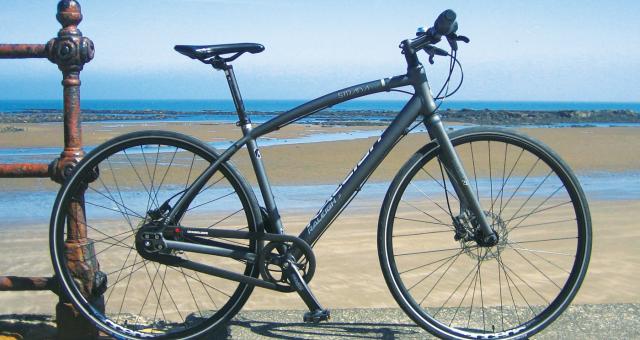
[303,309,331,323]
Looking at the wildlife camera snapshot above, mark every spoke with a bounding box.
[488,140,493,219]
[134,259,167,326]
[83,223,136,250]
[506,244,572,274]
[449,261,480,327]
[88,236,136,251]
[115,253,139,324]
[152,265,170,328]
[105,248,139,305]
[140,145,157,215]
[400,252,463,274]
[500,257,550,305]
[491,147,525,214]
[407,250,464,291]
[139,258,179,324]
[151,146,179,209]
[497,246,505,331]
[179,267,203,318]
[207,208,244,229]
[122,149,154,211]
[409,181,454,217]
[467,248,481,329]
[503,201,572,225]
[185,153,197,190]
[507,186,566,231]
[87,186,145,220]
[394,216,451,227]
[91,228,137,244]
[515,218,577,229]
[165,265,232,298]
[419,167,459,202]
[199,175,226,194]
[400,199,447,225]
[507,244,574,257]
[433,258,478,318]
[394,229,454,237]
[479,249,486,332]
[149,262,185,323]
[499,142,508,217]
[86,233,136,262]
[505,170,554,227]
[105,259,146,277]
[508,236,577,245]
[499,252,523,325]
[85,200,144,219]
[96,172,136,228]
[103,158,135,228]
[396,246,474,257]
[499,155,539,217]
[187,191,235,212]
[418,250,464,305]
[509,246,563,290]
[183,253,219,310]
[470,142,480,200]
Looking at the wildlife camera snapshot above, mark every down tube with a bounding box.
[300,95,423,247]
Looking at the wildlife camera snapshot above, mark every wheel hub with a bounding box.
[460,211,508,261]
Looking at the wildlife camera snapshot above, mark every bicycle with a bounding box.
[50,9,591,339]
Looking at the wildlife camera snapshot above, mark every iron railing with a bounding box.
[0,1,99,338]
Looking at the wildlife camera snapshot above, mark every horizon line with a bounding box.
[1,98,639,104]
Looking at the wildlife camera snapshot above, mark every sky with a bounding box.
[0,0,638,102]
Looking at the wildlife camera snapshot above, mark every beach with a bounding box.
[0,121,638,327]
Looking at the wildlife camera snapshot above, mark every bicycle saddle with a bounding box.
[174,43,264,62]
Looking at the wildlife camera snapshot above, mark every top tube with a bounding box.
[250,75,412,139]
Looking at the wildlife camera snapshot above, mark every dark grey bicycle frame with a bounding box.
[167,60,494,253]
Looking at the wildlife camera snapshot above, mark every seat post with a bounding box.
[220,64,251,126]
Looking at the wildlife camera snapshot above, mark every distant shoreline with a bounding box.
[0,108,639,126]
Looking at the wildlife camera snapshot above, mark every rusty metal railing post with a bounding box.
[47,3,99,338]
[0,1,99,338]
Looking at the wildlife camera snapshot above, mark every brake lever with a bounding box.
[445,33,471,51]
[424,45,449,64]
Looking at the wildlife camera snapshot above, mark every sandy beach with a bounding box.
[0,122,638,320]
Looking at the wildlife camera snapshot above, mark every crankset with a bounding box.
[259,239,316,292]
[134,223,317,292]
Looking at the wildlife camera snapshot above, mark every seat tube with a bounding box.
[222,64,284,234]
[243,126,285,235]
[222,65,251,126]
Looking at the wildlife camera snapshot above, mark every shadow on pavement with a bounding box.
[225,319,422,339]
[0,314,56,339]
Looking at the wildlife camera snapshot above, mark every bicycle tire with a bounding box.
[50,130,262,339]
[378,127,591,339]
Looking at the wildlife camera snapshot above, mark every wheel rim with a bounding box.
[52,134,257,338]
[384,131,589,338]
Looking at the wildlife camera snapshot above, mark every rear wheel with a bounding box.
[50,130,261,339]
[378,127,591,339]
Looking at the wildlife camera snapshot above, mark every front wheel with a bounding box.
[378,127,591,339]
[50,130,262,339]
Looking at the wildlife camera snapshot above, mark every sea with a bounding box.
[1,99,639,115]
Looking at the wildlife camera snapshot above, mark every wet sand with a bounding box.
[0,123,638,191]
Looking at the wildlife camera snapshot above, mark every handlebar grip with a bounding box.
[434,9,457,36]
